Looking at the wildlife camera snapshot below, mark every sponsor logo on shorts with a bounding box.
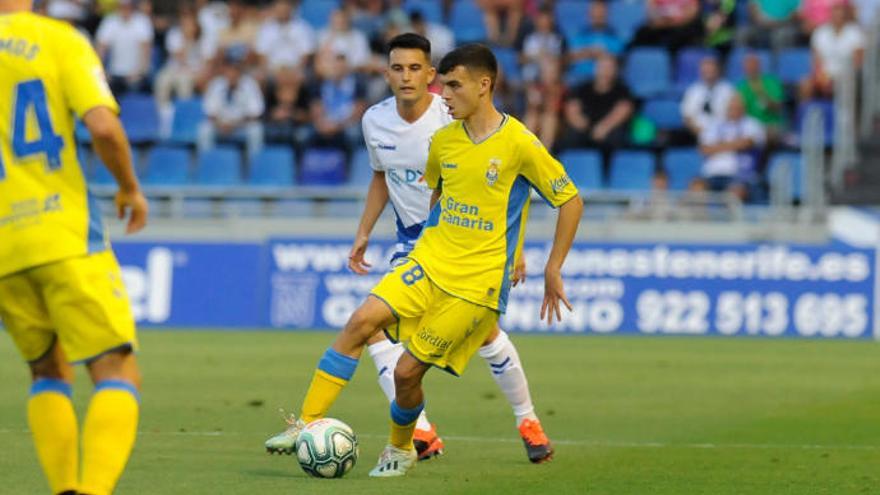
[441,162,458,169]
[417,327,452,352]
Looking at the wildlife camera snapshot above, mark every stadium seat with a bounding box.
[403,0,444,23]
[250,146,296,186]
[609,150,655,190]
[194,146,243,186]
[624,48,671,98]
[797,100,834,145]
[493,47,521,84]
[767,151,803,200]
[142,146,191,186]
[555,0,588,41]
[300,147,347,185]
[348,147,373,187]
[608,0,646,43]
[725,48,773,83]
[642,98,684,130]
[450,0,487,43]
[662,148,703,190]
[676,47,717,91]
[299,0,338,28]
[119,93,159,144]
[776,48,812,84]
[558,149,603,191]
[169,98,204,145]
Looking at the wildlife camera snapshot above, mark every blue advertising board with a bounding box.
[112,239,877,339]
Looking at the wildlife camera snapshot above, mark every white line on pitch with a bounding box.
[1,428,879,451]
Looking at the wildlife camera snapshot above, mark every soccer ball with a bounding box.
[294,418,359,478]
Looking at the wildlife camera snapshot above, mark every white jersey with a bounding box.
[361,93,452,257]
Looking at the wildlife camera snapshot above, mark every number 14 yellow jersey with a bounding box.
[408,115,579,312]
[0,12,118,278]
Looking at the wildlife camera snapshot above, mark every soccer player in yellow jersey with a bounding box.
[0,2,148,494]
[277,43,582,478]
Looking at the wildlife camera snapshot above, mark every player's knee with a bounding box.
[393,355,425,391]
[344,306,386,342]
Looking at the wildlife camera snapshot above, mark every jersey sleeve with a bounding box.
[58,28,119,118]
[518,133,578,208]
[424,134,441,190]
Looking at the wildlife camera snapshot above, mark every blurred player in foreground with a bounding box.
[265,33,555,463]
[0,1,148,493]
[268,43,583,477]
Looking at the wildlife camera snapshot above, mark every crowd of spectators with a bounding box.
[38,0,875,203]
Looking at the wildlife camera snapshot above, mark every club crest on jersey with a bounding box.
[486,158,501,186]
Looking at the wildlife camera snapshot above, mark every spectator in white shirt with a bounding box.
[681,56,736,137]
[801,1,865,100]
[195,0,229,56]
[317,9,371,71]
[519,7,566,83]
[154,7,213,110]
[255,0,316,82]
[408,10,454,65]
[699,94,766,200]
[96,0,154,95]
[198,50,265,157]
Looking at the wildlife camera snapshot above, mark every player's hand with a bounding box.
[115,189,148,234]
[512,257,526,287]
[348,236,372,275]
[540,267,572,325]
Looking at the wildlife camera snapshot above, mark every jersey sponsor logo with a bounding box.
[486,158,501,186]
[549,174,572,195]
[441,162,458,169]
[388,168,425,186]
[377,143,397,150]
[440,195,494,231]
[0,38,40,60]
[0,194,64,228]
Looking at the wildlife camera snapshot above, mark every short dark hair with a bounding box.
[387,33,431,59]
[438,44,498,90]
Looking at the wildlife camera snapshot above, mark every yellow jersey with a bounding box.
[0,12,118,278]
[409,115,579,312]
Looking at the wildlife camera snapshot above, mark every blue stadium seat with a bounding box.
[169,98,204,145]
[662,148,703,190]
[250,146,295,186]
[450,0,487,43]
[300,0,338,28]
[559,149,603,191]
[608,0,646,43]
[555,0,588,41]
[676,47,717,91]
[609,150,655,190]
[725,48,773,83]
[403,0,444,23]
[797,100,834,145]
[776,48,812,84]
[493,47,521,84]
[300,147,347,185]
[194,146,242,186]
[624,48,671,98]
[767,151,803,200]
[642,98,683,130]
[119,94,159,144]
[142,146,191,186]
[348,147,373,187]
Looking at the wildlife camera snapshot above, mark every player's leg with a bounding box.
[479,326,554,463]
[79,350,141,495]
[0,271,79,495]
[368,351,429,478]
[366,328,444,460]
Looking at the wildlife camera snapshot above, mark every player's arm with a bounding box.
[349,170,389,274]
[83,107,148,234]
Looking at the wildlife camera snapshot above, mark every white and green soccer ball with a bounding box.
[294,418,359,478]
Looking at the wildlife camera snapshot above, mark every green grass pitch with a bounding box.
[2,331,880,494]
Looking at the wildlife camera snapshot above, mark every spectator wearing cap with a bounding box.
[699,94,766,201]
[801,0,865,100]
[96,0,154,95]
[318,9,371,71]
[567,1,623,83]
[681,56,736,136]
[255,0,316,82]
[737,53,786,140]
[299,52,367,153]
[198,50,265,157]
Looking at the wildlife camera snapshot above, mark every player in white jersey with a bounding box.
[353,33,553,463]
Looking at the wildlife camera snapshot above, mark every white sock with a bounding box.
[479,330,538,427]
[367,340,432,431]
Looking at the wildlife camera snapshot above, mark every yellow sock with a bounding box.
[389,400,424,450]
[299,348,359,423]
[299,370,348,423]
[80,380,139,495]
[27,379,79,494]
